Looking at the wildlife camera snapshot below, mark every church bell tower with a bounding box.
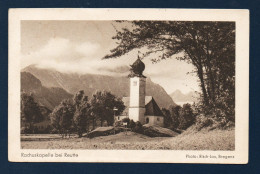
[128,56,146,124]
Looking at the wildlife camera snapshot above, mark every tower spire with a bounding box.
[129,53,146,78]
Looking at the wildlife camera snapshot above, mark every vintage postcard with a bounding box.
[8,9,249,163]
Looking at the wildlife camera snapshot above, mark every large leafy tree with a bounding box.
[104,21,235,122]
[50,99,74,137]
[50,90,91,138]
[73,90,90,137]
[21,92,44,133]
[90,91,125,127]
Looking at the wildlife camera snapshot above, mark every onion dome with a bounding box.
[129,56,146,78]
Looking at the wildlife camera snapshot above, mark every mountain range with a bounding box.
[170,89,198,106]
[21,65,176,110]
[21,71,73,110]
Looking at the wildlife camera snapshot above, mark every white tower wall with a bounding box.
[129,77,146,124]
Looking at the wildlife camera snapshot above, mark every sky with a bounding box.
[21,20,200,94]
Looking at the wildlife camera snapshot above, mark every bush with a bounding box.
[122,117,130,123]
[50,128,59,134]
[195,114,214,131]
[133,121,143,134]
[129,120,136,130]
[21,126,31,134]
[115,120,123,127]
[39,125,52,134]
[122,118,130,127]
[115,118,131,128]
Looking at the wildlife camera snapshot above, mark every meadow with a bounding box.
[21,128,235,150]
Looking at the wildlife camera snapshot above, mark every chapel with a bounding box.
[116,57,164,127]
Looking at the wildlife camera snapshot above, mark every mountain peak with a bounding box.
[21,65,175,109]
[170,89,198,104]
[22,64,37,71]
[21,71,72,110]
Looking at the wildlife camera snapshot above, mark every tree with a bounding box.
[21,92,43,133]
[170,105,182,128]
[50,90,90,138]
[89,91,104,129]
[178,103,195,130]
[49,99,74,138]
[161,108,173,128]
[90,90,125,127]
[73,90,90,137]
[104,21,235,123]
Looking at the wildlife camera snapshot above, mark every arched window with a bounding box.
[146,117,149,124]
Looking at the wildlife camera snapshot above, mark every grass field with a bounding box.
[21,128,235,150]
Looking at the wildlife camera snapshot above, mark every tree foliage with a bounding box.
[134,121,143,133]
[104,21,235,124]
[49,99,74,138]
[178,103,195,130]
[50,90,90,138]
[49,90,124,137]
[73,90,90,137]
[163,104,195,130]
[129,119,136,131]
[170,105,182,128]
[21,92,44,133]
[90,90,125,126]
[161,108,173,128]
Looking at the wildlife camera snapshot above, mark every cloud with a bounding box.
[40,38,71,58]
[21,37,132,76]
[76,42,100,56]
[99,65,130,74]
[21,37,199,93]
[22,37,83,67]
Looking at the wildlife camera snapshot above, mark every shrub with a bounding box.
[115,120,123,127]
[50,128,59,134]
[129,119,136,130]
[195,114,214,131]
[122,118,130,126]
[133,121,143,134]
[21,126,31,134]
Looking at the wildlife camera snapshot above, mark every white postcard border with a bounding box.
[8,8,249,163]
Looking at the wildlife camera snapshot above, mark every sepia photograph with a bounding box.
[8,9,249,163]
[20,20,235,150]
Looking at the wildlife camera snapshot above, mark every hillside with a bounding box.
[21,72,73,110]
[22,65,175,109]
[21,129,234,150]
